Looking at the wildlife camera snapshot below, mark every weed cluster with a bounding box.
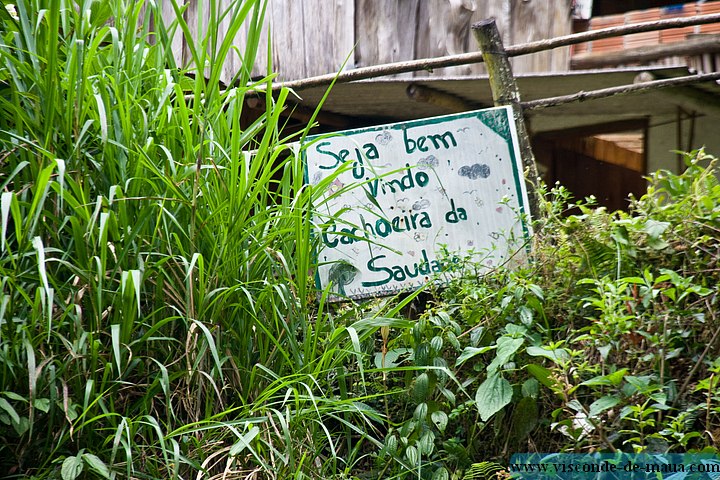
[367,150,720,478]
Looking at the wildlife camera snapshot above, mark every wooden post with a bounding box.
[472,18,540,218]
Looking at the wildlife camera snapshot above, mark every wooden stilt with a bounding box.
[472,18,540,218]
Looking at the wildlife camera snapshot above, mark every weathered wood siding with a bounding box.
[254,0,355,81]
[166,0,573,83]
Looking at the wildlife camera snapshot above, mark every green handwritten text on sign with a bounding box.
[304,106,532,300]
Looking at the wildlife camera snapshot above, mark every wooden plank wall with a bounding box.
[248,0,355,81]
[163,0,573,83]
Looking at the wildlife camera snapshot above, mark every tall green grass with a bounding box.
[0,1,393,477]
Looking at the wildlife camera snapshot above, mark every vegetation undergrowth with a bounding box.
[1,1,720,479]
[366,150,720,479]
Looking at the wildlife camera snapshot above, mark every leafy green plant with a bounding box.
[366,150,720,469]
[0,0,385,477]
[521,152,720,454]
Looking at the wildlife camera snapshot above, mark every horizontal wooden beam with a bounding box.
[406,84,474,112]
[656,83,720,118]
[245,96,353,129]
[571,35,720,70]
[521,71,720,112]
[534,118,649,139]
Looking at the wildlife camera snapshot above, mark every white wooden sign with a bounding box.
[303,106,532,300]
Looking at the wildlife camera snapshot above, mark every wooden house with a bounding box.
[170,0,720,210]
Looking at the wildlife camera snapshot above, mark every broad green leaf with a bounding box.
[521,378,539,398]
[363,186,384,212]
[611,225,630,245]
[405,445,419,465]
[642,219,670,239]
[505,324,527,336]
[650,391,668,405]
[82,453,111,479]
[374,348,412,369]
[431,410,448,432]
[566,399,585,413]
[511,396,538,440]
[120,269,142,315]
[32,236,50,296]
[447,331,461,350]
[519,305,534,326]
[349,317,414,333]
[13,416,29,436]
[94,93,108,144]
[597,344,612,361]
[475,373,512,421]
[0,161,29,192]
[439,386,456,405]
[588,395,620,418]
[414,343,430,366]
[413,373,431,403]
[487,336,524,373]
[528,284,544,300]
[400,419,416,438]
[418,431,435,456]
[98,212,109,246]
[526,364,556,389]
[191,319,223,378]
[55,158,65,210]
[455,345,495,367]
[647,237,669,250]
[680,432,702,445]
[0,398,20,424]
[27,163,54,239]
[61,455,83,480]
[580,368,628,387]
[413,402,428,422]
[432,467,450,480]
[384,435,398,454]
[33,398,50,413]
[526,346,570,363]
[625,375,654,394]
[2,392,27,402]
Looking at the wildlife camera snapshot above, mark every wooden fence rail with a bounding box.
[522,71,720,111]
